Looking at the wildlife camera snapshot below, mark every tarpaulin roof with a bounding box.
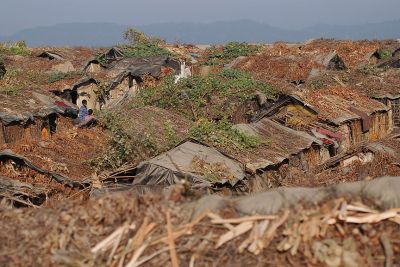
[132,140,246,188]
[0,89,77,125]
[108,56,180,77]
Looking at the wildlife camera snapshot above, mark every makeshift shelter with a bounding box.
[83,47,125,73]
[102,71,140,109]
[392,47,400,58]
[303,88,391,152]
[83,59,103,73]
[107,56,181,78]
[235,118,324,176]
[237,54,316,86]
[37,51,64,61]
[253,94,319,128]
[0,89,77,145]
[101,140,246,191]
[313,51,346,70]
[0,62,5,79]
[0,150,84,188]
[252,95,339,156]
[373,94,400,128]
[59,77,98,110]
[99,47,124,63]
[377,57,400,69]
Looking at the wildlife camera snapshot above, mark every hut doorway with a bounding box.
[392,99,400,127]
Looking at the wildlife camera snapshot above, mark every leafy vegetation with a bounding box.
[0,86,23,96]
[378,49,392,60]
[164,120,180,148]
[189,118,261,151]
[118,28,172,58]
[0,41,31,56]
[130,69,274,152]
[119,43,172,58]
[0,68,49,95]
[133,68,276,121]
[123,28,165,46]
[90,111,160,171]
[48,71,83,83]
[203,42,260,65]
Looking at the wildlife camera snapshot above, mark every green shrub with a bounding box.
[0,41,31,56]
[119,43,172,58]
[204,42,260,65]
[0,86,23,96]
[378,49,392,60]
[123,28,165,46]
[48,71,83,83]
[133,69,276,121]
[90,111,160,171]
[189,118,261,151]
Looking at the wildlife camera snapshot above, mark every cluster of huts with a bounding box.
[0,46,191,146]
[2,40,400,194]
[100,40,400,193]
[0,89,77,146]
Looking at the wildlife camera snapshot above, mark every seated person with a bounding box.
[77,109,97,128]
[85,109,95,121]
[79,100,89,122]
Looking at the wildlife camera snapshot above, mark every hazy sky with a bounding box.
[1,0,399,35]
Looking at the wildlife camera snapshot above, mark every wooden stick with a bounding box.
[215,221,253,248]
[0,193,40,208]
[125,243,148,267]
[166,211,180,267]
[130,247,169,267]
[346,204,378,214]
[189,254,196,267]
[107,225,125,265]
[211,215,277,225]
[92,225,129,254]
[151,211,210,246]
[380,233,394,267]
[207,213,235,230]
[343,210,399,224]
[262,210,290,248]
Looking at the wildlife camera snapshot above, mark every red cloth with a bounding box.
[316,127,342,141]
[54,101,70,108]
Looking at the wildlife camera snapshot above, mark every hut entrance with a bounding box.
[41,115,57,142]
[393,99,400,127]
[70,90,78,105]
[41,122,50,141]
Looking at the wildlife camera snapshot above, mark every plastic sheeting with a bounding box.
[0,150,85,188]
[0,91,77,125]
[132,141,246,189]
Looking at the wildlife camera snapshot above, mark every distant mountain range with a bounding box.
[1,20,399,47]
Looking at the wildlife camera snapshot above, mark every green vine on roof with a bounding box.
[118,43,173,58]
[119,28,173,58]
[0,41,31,56]
[133,69,276,121]
[203,42,260,65]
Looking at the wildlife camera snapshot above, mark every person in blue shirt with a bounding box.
[79,100,89,122]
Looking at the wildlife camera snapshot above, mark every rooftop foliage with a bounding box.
[0,41,31,56]
[203,42,260,65]
[133,68,276,121]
